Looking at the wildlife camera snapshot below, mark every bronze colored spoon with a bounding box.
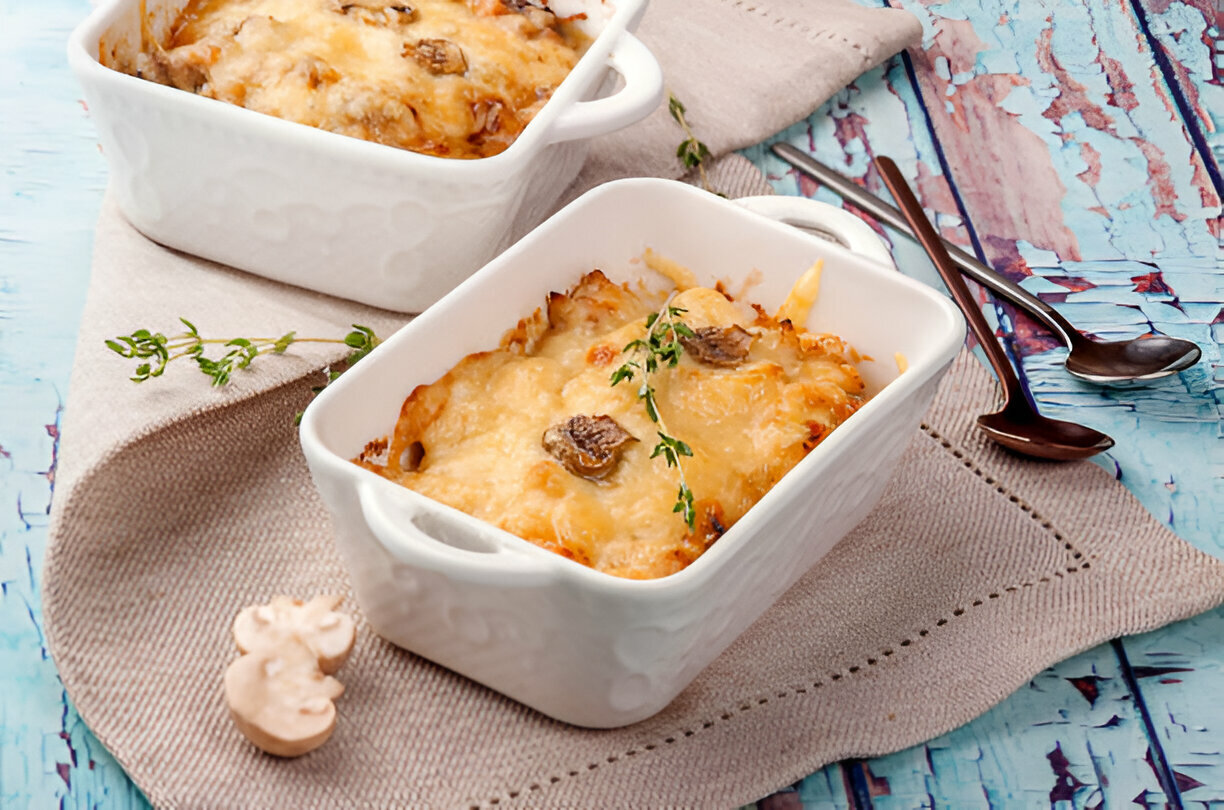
[875,156,1115,461]
[772,144,1201,384]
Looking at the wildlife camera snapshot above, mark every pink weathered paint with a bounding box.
[1036,28,1119,134]
[1139,0,1215,18]
[911,159,977,250]
[914,160,959,218]
[833,110,871,151]
[1100,54,1140,111]
[796,171,821,200]
[44,422,58,485]
[1198,162,1222,237]
[1077,142,1103,186]
[907,19,1082,260]
[1133,138,1189,221]
[1132,271,1175,294]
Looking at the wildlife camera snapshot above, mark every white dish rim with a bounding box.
[300,177,966,598]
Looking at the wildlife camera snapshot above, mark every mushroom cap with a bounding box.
[679,324,753,367]
[233,594,356,674]
[541,414,638,480]
[224,641,344,758]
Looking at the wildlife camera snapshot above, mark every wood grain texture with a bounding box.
[1132,0,1222,190]
[849,649,1167,808]
[2,0,1221,807]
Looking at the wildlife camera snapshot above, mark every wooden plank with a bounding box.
[908,11,1224,794]
[881,0,1224,804]
[862,0,1223,545]
[1117,608,1224,806]
[1131,0,1223,187]
[850,651,1168,809]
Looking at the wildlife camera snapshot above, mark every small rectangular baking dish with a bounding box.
[68,0,662,312]
[299,178,965,727]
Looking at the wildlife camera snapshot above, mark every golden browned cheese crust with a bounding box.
[356,268,868,579]
[116,0,589,158]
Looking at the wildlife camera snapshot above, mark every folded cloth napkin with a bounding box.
[43,0,1224,807]
[574,0,925,188]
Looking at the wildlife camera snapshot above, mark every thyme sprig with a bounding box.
[610,297,698,529]
[106,320,380,419]
[668,93,718,196]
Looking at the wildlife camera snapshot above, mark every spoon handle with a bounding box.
[874,157,1029,408]
[770,143,1077,344]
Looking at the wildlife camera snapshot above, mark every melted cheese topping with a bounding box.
[357,268,868,579]
[775,259,823,327]
[121,0,589,158]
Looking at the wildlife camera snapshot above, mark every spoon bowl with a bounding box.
[1063,332,1201,384]
[874,156,1116,461]
[977,405,1114,461]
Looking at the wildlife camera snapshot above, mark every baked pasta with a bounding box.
[112,0,590,158]
[355,259,869,579]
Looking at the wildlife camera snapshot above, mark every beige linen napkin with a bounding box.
[575,0,924,188]
[43,216,1224,805]
[44,1,1224,807]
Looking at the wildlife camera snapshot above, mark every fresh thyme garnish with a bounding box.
[610,297,698,529]
[668,93,719,196]
[106,320,380,420]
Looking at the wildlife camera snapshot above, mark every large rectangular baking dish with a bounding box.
[299,178,965,727]
[68,0,662,312]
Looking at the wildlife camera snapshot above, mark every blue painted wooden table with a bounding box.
[2,0,1220,806]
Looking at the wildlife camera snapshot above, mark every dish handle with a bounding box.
[547,32,663,145]
[734,195,895,268]
[357,481,558,587]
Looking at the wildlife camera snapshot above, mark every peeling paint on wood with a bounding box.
[749,0,1222,805]
[1,2,150,807]
[1117,608,1224,806]
[844,656,1166,808]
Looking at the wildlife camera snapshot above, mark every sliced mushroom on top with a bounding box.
[470,98,504,136]
[337,0,418,25]
[506,0,559,32]
[542,414,638,480]
[679,324,753,367]
[406,38,468,75]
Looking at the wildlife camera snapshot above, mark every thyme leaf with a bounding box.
[668,92,721,196]
[610,296,698,529]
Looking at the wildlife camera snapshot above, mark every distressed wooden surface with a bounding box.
[1,2,149,807]
[1,0,1220,807]
[744,0,1223,805]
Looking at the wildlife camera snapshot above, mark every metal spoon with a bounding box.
[876,156,1115,461]
[771,143,1201,384]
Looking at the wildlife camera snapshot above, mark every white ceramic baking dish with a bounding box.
[67,0,662,312]
[299,178,965,728]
